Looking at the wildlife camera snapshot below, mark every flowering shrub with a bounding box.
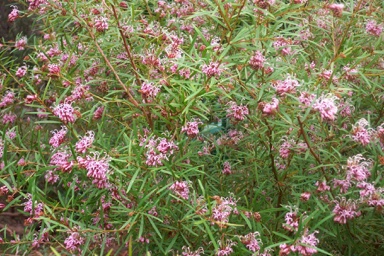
[0,0,384,255]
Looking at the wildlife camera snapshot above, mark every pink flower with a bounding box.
[16,65,28,78]
[94,17,109,32]
[273,76,300,96]
[49,126,68,148]
[139,82,160,102]
[279,243,295,256]
[53,101,78,124]
[169,181,189,200]
[8,6,19,22]
[315,180,330,192]
[212,194,238,227]
[45,170,59,184]
[15,37,27,50]
[332,197,361,224]
[64,230,84,252]
[300,192,311,202]
[80,152,110,188]
[279,137,293,159]
[48,63,61,76]
[222,161,232,175]
[75,131,95,153]
[351,118,372,146]
[283,207,300,232]
[2,112,17,124]
[217,239,237,256]
[25,94,37,104]
[253,0,275,9]
[182,246,204,256]
[295,231,319,256]
[357,182,375,198]
[50,149,73,172]
[249,51,266,70]
[327,3,344,17]
[238,232,261,252]
[23,194,44,218]
[346,154,372,182]
[0,139,4,159]
[261,97,279,115]
[226,101,249,121]
[299,92,315,107]
[144,136,178,166]
[182,119,202,137]
[93,106,104,120]
[366,20,383,37]
[313,94,338,121]
[202,61,224,77]
[333,179,351,194]
[0,91,15,108]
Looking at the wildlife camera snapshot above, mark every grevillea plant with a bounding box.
[0,0,383,255]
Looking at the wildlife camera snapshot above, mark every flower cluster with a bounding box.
[211,194,238,227]
[313,94,338,121]
[75,131,95,153]
[78,152,111,188]
[49,126,68,148]
[64,230,84,252]
[273,76,300,96]
[182,119,203,137]
[351,118,372,146]
[202,61,224,77]
[249,51,266,70]
[142,136,178,166]
[226,101,249,121]
[169,181,189,200]
[53,101,78,124]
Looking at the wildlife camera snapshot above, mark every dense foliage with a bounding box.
[0,0,383,255]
